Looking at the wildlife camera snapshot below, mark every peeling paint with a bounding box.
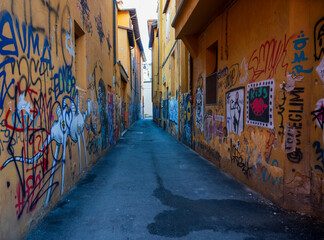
[280,72,303,92]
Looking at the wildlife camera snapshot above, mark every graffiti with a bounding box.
[277,90,286,141]
[226,87,244,135]
[312,99,324,129]
[287,88,304,163]
[246,79,274,129]
[204,111,225,143]
[77,0,93,33]
[2,93,91,205]
[153,103,160,120]
[314,17,324,61]
[93,13,111,53]
[215,116,226,138]
[0,2,122,225]
[108,92,114,146]
[180,93,192,147]
[217,67,227,80]
[0,70,15,110]
[291,31,313,75]
[248,34,294,82]
[98,79,109,150]
[195,87,204,132]
[169,98,178,124]
[95,12,105,44]
[106,31,112,53]
[216,64,240,89]
[15,171,41,216]
[114,95,121,141]
[87,61,115,151]
[312,98,324,143]
[204,110,214,143]
[230,140,252,178]
[169,121,178,137]
[0,10,53,108]
[285,124,296,153]
[262,159,282,190]
[225,64,240,89]
[162,99,168,119]
[313,141,324,172]
[52,65,76,100]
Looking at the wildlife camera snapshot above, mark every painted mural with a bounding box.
[151,0,324,222]
[169,98,178,124]
[195,87,204,132]
[180,93,192,147]
[226,87,244,135]
[0,2,124,236]
[246,80,274,129]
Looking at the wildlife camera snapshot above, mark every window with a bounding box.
[205,41,218,105]
[181,44,189,93]
[205,73,217,105]
[74,21,86,89]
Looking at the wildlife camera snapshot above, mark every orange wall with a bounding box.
[168,0,324,219]
[0,0,123,238]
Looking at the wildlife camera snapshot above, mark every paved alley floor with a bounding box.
[26,119,324,240]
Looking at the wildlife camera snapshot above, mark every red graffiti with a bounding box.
[248,34,296,82]
[250,98,268,116]
[15,172,42,216]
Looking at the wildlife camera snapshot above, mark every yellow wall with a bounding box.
[156,0,190,138]
[0,0,125,238]
[117,9,143,129]
[159,0,324,219]
[118,11,131,28]
[152,26,160,122]
[118,28,131,76]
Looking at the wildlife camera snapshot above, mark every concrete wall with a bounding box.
[0,0,141,238]
[153,0,324,219]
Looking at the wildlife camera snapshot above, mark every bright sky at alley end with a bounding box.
[123,0,158,62]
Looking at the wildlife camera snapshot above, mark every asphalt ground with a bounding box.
[25,119,324,240]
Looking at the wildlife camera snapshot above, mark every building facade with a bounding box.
[142,62,153,117]
[118,6,145,130]
[150,0,191,140]
[152,0,324,219]
[0,0,143,238]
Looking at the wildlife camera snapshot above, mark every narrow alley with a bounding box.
[25,119,324,240]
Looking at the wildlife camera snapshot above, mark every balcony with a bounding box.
[172,0,235,57]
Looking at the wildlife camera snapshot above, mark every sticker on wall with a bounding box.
[246,79,274,129]
[226,87,245,135]
[316,56,324,85]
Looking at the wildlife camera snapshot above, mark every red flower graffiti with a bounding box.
[250,98,268,116]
